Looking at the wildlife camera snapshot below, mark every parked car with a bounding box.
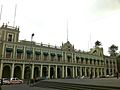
[2,78,10,85]
[106,75,110,78]
[10,78,23,84]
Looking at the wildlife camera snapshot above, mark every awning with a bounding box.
[6,48,13,52]
[67,55,71,58]
[43,52,49,56]
[35,51,41,55]
[57,54,62,57]
[17,49,23,53]
[76,56,80,59]
[26,50,33,54]
[50,53,55,56]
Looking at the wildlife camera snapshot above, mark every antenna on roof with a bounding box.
[88,32,92,51]
[67,19,69,42]
[0,5,3,21]
[13,4,17,27]
[90,32,92,48]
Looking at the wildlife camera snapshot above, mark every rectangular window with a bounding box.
[27,54,31,59]
[51,56,54,61]
[6,52,11,58]
[17,53,22,59]
[35,55,39,60]
[90,60,92,64]
[8,34,13,41]
[44,56,47,61]
[58,57,61,62]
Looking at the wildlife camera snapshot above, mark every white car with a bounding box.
[10,78,23,84]
[2,78,10,85]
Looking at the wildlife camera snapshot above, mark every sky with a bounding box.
[0,0,120,55]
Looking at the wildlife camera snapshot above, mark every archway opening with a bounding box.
[95,69,97,78]
[50,67,54,78]
[57,68,61,78]
[77,68,80,77]
[82,68,84,76]
[2,65,11,78]
[86,68,89,77]
[67,68,71,78]
[42,67,47,78]
[14,66,22,79]
[106,69,109,75]
[34,67,39,79]
[24,66,31,80]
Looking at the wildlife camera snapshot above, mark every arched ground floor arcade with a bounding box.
[0,63,115,80]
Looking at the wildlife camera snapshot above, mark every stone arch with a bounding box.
[24,66,31,80]
[34,67,40,79]
[14,66,22,79]
[57,67,62,78]
[50,67,55,78]
[2,65,11,78]
[42,66,48,78]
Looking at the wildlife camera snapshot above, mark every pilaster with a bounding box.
[48,65,50,78]
[40,65,43,78]
[80,67,82,76]
[55,65,57,79]
[65,66,67,78]
[0,63,3,79]
[31,64,34,79]
[62,65,64,78]
[84,67,87,76]
[75,66,77,77]
[11,63,15,78]
[72,66,75,78]
[22,64,25,79]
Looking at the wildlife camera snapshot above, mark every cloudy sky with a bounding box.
[0,0,120,55]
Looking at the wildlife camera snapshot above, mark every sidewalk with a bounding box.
[2,84,59,90]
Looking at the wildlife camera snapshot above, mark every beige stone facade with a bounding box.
[0,24,117,80]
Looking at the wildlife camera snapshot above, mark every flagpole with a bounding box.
[67,19,68,42]
[13,4,17,27]
[0,5,3,23]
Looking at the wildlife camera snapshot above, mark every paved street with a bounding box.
[1,78,120,90]
[45,78,120,88]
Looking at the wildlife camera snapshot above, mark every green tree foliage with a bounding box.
[95,40,101,47]
[108,44,118,56]
[117,55,120,72]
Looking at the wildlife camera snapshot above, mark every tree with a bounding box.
[108,44,118,56]
[95,40,101,47]
[117,55,120,72]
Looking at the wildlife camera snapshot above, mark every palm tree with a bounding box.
[108,44,118,56]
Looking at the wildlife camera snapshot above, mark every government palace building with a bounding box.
[0,24,117,80]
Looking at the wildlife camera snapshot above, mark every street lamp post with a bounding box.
[28,33,34,86]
